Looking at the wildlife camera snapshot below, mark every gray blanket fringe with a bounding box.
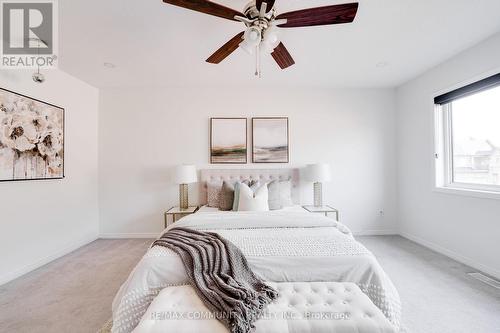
[152,227,279,333]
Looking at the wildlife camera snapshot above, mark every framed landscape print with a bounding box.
[0,88,64,181]
[210,118,247,164]
[252,117,289,163]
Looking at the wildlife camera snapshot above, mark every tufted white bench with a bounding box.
[134,282,397,333]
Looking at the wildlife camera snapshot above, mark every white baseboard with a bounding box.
[0,234,98,286]
[352,229,398,236]
[99,233,158,239]
[400,231,500,280]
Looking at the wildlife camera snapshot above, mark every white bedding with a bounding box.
[111,210,401,333]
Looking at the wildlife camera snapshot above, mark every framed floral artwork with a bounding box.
[0,88,64,181]
[210,118,247,164]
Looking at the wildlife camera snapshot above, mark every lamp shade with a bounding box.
[173,165,198,184]
[305,163,331,182]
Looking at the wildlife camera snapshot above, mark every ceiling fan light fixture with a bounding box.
[239,40,255,55]
[261,39,276,54]
[244,26,262,45]
[239,26,262,54]
[262,26,280,53]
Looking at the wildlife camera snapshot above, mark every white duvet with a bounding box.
[111,210,401,333]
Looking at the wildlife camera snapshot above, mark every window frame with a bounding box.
[434,73,500,199]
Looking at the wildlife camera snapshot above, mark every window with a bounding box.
[435,73,500,195]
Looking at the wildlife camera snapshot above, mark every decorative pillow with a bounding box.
[267,179,293,210]
[207,182,222,208]
[232,180,259,211]
[233,182,242,211]
[218,181,235,211]
[250,180,261,189]
[237,183,269,212]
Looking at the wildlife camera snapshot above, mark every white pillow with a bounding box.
[232,180,260,211]
[237,183,269,212]
[267,179,293,210]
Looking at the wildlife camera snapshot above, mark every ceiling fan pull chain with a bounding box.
[255,44,259,77]
[255,43,262,78]
[258,43,261,78]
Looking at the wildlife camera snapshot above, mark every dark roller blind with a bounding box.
[434,73,500,105]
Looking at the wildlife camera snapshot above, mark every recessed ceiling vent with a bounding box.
[467,272,500,289]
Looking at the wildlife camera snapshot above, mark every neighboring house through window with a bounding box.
[434,73,500,196]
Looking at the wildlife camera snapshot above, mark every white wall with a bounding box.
[396,32,500,279]
[0,69,99,284]
[99,87,397,237]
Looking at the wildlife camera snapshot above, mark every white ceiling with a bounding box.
[59,0,500,88]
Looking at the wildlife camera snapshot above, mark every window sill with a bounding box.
[433,186,500,200]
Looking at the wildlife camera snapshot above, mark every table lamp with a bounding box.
[173,165,198,210]
[305,163,331,207]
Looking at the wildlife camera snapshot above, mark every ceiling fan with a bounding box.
[162,0,359,76]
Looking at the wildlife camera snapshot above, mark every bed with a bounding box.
[111,169,401,333]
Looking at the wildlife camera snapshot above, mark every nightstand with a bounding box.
[302,205,339,221]
[164,206,199,228]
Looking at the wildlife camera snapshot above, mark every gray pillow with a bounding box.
[267,179,293,210]
[207,182,222,208]
[218,181,235,211]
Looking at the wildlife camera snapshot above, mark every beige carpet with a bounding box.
[0,238,152,333]
[1,236,500,333]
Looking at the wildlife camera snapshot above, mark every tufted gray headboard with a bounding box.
[199,168,301,205]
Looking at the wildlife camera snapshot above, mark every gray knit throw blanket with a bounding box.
[152,227,279,333]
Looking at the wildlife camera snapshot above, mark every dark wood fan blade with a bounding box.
[163,0,243,21]
[256,0,275,13]
[276,3,358,28]
[271,42,295,69]
[206,32,244,64]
